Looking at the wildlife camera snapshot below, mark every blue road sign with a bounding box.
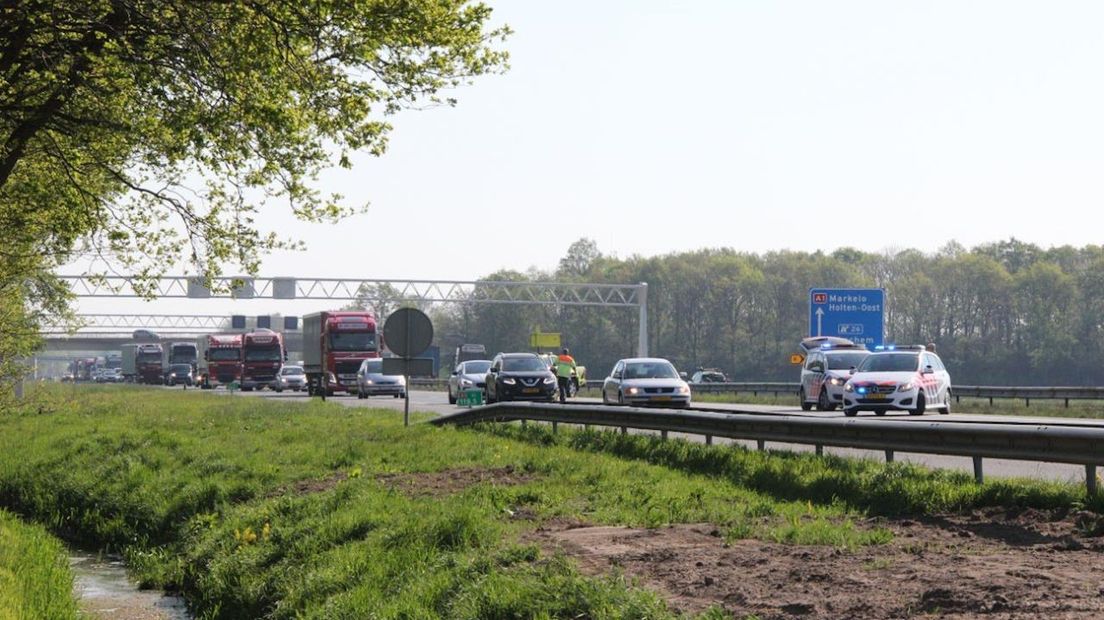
[809,288,885,348]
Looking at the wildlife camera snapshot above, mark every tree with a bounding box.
[0,0,509,391]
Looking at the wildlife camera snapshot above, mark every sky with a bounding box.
[71,0,1104,315]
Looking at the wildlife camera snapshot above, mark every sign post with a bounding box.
[808,288,885,348]
[383,308,434,427]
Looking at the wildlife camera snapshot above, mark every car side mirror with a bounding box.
[679,372,688,379]
[848,367,856,375]
[922,365,934,374]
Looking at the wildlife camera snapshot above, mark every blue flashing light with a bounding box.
[874,345,885,351]
[857,387,867,394]
[821,344,832,350]
[888,345,896,350]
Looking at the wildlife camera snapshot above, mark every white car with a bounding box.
[798,343,868,411]
[602,358,692,408]
[448,360,491,404]
[843,346,951,417]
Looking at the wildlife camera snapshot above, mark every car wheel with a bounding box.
[941,390,951,414]
[357,388,364,399]
[448,387,457,405]
[843,408,858,417]
[799,389,813,411]
[393,393,401,399]
[910,393,926,416]
[816,390,830,412]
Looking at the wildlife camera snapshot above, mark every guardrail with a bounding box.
[416,379,1104,406]
[431,402,1104,495]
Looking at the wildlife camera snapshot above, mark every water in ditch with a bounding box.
[70,551,191,620]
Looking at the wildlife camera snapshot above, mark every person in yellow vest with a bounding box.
[554,347,577,403]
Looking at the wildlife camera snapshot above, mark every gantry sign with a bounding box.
[57,275,651,355]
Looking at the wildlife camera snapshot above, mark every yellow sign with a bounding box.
[529,331,561,348]
[790,353,806,365]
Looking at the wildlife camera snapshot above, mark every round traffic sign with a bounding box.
[383,308,433,358]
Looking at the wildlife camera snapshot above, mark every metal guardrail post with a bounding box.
[973,456,984,484]
[661,430,668,441]
[815,444,823,456]
[705,434,713,445]
[1088,465,1098,496]
[552,421,558,434]
[885,450,894,463]
[756,439,765,451]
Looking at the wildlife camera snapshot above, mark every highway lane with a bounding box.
[219,388,1096,485]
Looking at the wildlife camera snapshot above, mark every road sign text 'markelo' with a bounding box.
[808,288,885,348]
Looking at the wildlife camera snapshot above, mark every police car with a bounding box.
[842,345,951,417]
[798,341,869,411]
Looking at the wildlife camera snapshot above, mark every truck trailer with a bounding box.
[302,311,379,396]
[241,329,285,391]
[196,333,243,389]
[120,344,137,382]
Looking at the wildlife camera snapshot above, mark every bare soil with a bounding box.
[376,465,535,497]
[531,507,1104,619]
[267,471,349,497]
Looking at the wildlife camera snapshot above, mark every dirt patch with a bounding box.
[532,507,1104,619]
[377,465,535,497]
[268,471,349,497]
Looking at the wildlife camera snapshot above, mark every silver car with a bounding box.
[602,357,692,408]
[448,360,491,404]
[272,365,307,392]
[356,358,407,398]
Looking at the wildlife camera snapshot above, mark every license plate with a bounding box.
[868,393,886,400]
[523,388,539,394]
[653,395,672,401]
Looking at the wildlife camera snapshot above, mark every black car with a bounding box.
[484,353,557,403]
[165,363,194,387]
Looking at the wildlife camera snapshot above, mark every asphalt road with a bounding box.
[218,387,1096,485]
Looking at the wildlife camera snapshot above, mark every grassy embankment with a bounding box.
[0,385,1100,618]
[0,509,78,620]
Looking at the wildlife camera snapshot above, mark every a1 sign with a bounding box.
[809,288,885,348]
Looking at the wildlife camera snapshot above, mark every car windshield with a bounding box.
[209,348,240,361]
[502,357,545,372]
[363,359,383,374]
[827,352,868,370]
[463,361,491,374]
[244,346,282,362]
[857,353,918,373]
[281,366,303,375]
[171,364,191,373]
[330,332,377,352]
[624,362,679,379]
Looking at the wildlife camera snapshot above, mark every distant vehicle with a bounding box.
[162,342,198,383]
[484,353,557,403]
[799,336,856,353]
[196,334,243,389]
[104,353,122,371]
[798,342,869,411]
[602,357,691,408]
[303,311,380,396]
[271,365,306,392]
[355,358,406,399]
[689,368,727,383]
[93,368,110,383]
[132,329,159,341]
[241,329,285,391]
[109,368,123,383]
[135,344,163,384]
[455,343,487,365]
[843,345,951,417]
[448,359,491,404]
[165,363,194,387]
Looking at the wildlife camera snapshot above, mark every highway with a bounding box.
[219,387,1099,485]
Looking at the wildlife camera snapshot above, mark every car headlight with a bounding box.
[363,379,373,385]
[625,387,640,395]
[676,385,690,395]
[828,377,845,386]
[397,376,406,385]
[898,382,915,392]
[502,377,516,385]
[543,376,556,385]
[844,383,854,392]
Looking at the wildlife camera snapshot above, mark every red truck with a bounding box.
[240,329,286,391]
[303,311,380,396]
[136,344,163,384]
[196,333,243,389]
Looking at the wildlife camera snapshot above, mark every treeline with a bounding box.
[391,239,1104,386]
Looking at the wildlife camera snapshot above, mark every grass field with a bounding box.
[0,385,1100,618]
[0,509,78,620]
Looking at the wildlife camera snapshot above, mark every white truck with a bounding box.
[120,344,138,383]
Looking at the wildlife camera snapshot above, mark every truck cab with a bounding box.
[197,334,243,389]
[303,311,379,396]
[241,329,285,391]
